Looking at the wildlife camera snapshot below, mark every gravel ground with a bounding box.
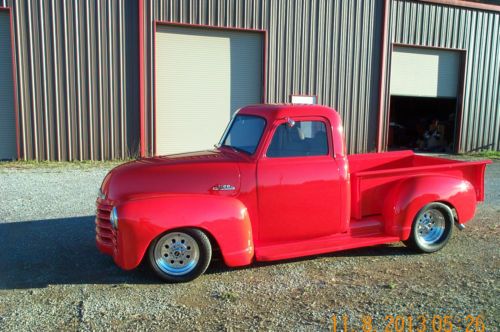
[0,158,498,331]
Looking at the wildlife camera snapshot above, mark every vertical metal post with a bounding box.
[376,0,390,152]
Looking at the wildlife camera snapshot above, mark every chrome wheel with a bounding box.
[404,202,453,253]
[153,232,200,276]
[415,208,446,244]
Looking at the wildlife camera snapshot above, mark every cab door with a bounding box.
[257,118,343,243]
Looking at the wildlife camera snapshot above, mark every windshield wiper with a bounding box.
[220,144,251,155]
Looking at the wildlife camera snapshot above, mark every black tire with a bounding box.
[403,202,453,253]
[147,228,212,282]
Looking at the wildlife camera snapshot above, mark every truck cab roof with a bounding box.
[236,104,346,158]
[238,104,342,125]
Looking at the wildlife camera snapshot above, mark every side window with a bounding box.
[267,121,329,157]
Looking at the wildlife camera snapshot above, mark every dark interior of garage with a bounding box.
[388,96,458,153]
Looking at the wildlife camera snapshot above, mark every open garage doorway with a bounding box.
[389,96,457,152]
[387,46,464,153]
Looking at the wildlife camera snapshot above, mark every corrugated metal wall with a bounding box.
[5,0,139,160]
[140,0,383,154]
[6,0,498,159]
[381,0,500,152]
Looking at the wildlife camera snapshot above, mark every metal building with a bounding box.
[0,0,498,161]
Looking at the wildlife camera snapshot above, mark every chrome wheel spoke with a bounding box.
[416,208,446,244]
[154,232,200,276]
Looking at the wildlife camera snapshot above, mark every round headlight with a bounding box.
[110,207,118,230]
[97,189,106,200]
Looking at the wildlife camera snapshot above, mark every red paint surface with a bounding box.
[96,104,490,271]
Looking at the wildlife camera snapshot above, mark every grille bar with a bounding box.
[95,198,116,252]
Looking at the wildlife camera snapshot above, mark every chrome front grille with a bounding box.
[95,200,116,252]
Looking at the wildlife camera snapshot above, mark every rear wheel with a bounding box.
[148,228,212,282]
[404,202,453,253]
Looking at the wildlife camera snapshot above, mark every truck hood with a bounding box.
[100,149,243,202]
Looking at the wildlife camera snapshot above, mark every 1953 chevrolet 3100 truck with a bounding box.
[96,104,490,282]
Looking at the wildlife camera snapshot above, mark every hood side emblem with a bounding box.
[212,184,236,191]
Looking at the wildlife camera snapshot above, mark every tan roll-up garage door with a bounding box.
[155,25,263,155]
[390,46,460,98]
[0,11,16,160]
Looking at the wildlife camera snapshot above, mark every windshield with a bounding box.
[220,115,266,155]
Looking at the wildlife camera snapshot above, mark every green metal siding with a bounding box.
[3,0,498,159]
[140,0,384,154]
[382,0,500,152]
[4,0,140,160]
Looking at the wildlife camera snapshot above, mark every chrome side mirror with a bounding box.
[286,117,295,128]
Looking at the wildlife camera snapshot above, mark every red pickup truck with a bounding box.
[96,104,490,282]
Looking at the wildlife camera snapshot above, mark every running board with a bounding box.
[350,218,384,237]
[255,234,400,262]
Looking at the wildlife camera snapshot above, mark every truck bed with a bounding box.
[348,150,490,220]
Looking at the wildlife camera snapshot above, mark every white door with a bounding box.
[390,46,461,98]
[155,25,263,155]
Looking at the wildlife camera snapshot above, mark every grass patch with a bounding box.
[463,150,500,159]
[0,159,134,170]
[384,283,397,290]
[212,290,239,302]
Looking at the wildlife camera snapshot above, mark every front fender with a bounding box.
[113,194,254,270]
[383,175,477,240]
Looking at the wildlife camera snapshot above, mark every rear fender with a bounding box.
[383,176,477,240]
[114,194,254,270]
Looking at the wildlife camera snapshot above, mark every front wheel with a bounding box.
[404,202,454,253]
[147,228,212,282]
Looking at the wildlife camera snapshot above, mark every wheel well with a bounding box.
[199,228,223,261]
[436,200,458,222]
